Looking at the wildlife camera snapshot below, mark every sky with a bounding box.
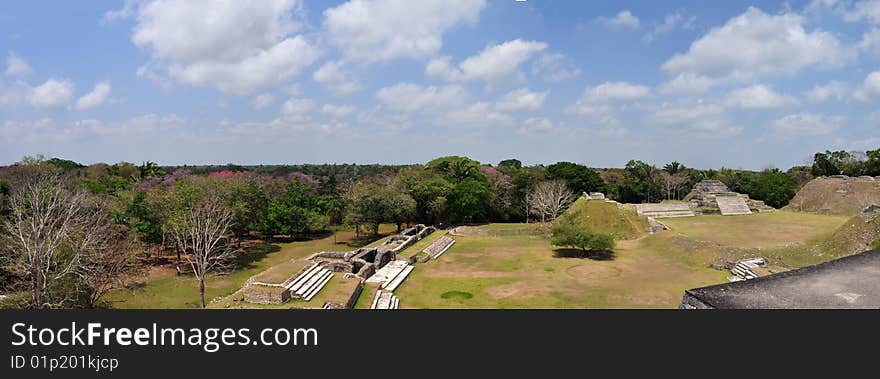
[1,0,879,169]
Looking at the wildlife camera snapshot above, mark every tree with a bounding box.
[397,167,452,224]
[527,180,575,223]
[551,217,615,254]
[660,171,690,200]
[447,178,492,223]
[745,170,797,208]
[619,160,663,203]
[546,162,605,195]
[426,156,483,184]
[0,174,111,309]
[866,148,880,176]
[166,196,236,308]
[663,161,686,175]
[498,159,523,170]
[77,227,143,308]
[343,182,416,235]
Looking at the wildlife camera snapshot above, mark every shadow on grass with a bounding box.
[267,230,334,243]
[232,243,281,271]
[553,248,616,261]
[346,233,391,248]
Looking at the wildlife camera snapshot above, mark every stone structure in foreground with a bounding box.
[680,248,880,309]
[242,224,435,308]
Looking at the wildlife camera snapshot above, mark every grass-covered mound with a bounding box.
[562,198,648,240]
[784,176,880,216]
[819,211,880,257]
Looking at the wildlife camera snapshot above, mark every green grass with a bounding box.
[108,225,396,309]
[660,211,848,249]
[396,230,446,259]
[565,198,648,240]
[395,223,728,309]
[395,211,852,309]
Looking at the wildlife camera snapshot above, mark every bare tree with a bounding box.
[77,227,143,308]
[527,181,576,223]
[1,174,107,309]
[167,197,235,308]
[660,172,690,200]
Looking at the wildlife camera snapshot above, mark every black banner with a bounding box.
[1,310,877,377]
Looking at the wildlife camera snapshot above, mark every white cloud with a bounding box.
[519,117,559,134]
[531,52,581,82]
[313,60,362,95]
[579,81,651,103]
[0,80,29,108]
[102,0,139,23]
[642,12,696,44]
[0,118,54,141]
[597,10,640,29]
[772,113,843,135]
[647,102,739,135]
[165,36,319,95]
[323,0,486,62]
[5,52,32,77]
[130,0,318,94]
[29,79,74,109]
[662,7,853,81]
[280,98,317,121]
[495,88,548,112]
[860,27,880,55]
[251,93,275,110]
[375,83,465,112]
[321,104,356,118]
[843,0,880,23]
[73,81,111,110]
[447,102,513,126]
[855,69,880,100]
[426,39,547,84]
[657,73,717,94]
[805,81,848,101]
[723,84,799,109]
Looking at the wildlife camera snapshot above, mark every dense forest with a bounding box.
[1,148,878,309]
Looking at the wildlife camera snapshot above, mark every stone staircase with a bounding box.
[424,235,456,259]
[729,258,767,281]
[716,196,752,215]
[370,290,399,310]
[635,203,696,218]
[287,263,333,301]
[365,260,414,291]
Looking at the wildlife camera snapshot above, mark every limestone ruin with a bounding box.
[684,180,774,215]
[423,235,455,259]
[241,224,435,308]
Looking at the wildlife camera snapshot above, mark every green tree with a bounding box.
[426,156,483,184]
[745,170,797,208]
[619,160,662,203]
[498,159,523,170]
[446,178,492,223]
[546,162,605,195]
[397,167,452,224]
[551,216,615,254]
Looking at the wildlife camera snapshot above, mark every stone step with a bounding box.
[383,265,415,291]
[286,263,321,292]
[716,196,752,216]
[294,268,329,297]
[302,271,333,301]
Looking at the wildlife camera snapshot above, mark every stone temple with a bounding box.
[684,180,774,215]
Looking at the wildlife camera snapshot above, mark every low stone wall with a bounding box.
[243,284,290,305]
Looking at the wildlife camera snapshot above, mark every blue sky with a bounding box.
[1,0,879,169]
